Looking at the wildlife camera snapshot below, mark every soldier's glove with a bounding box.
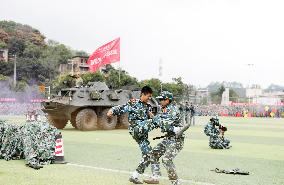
[175,122,191,138]
[173,127,182,135]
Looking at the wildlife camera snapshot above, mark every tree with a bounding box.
[73,50,89,57]
[207,82,222,93]
[0,62,13,76]
[210,85,225,104]
[0,74,8,81]
[7,37,25,56]
[229,89,239,102]
[0,41,6,49]
[81,72,106,84]
[23,41,43,59]
[52,74,74,91]
[106,69,138,89]
[0,20,88,91]
[162,82,183,101]
[42,40,72,65]
[39,40,73,81]
[0,28,9,43]
[139,78,161,97]
[0,28,8,48]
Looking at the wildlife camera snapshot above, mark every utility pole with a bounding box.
[246,63,254,105]
[71,61,74,76]
[13,54,17,88]
[46,86,51,99]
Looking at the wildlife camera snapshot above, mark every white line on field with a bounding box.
[67,163,216,185]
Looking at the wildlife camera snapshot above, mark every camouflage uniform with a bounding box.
[204,121,230,149]
[178,103,185,125]
[0,120,60,169]
[189,104,195,125]
[150,93,185,183]
[111,99,157,174]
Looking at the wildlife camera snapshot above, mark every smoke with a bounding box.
[0,80,44,115]
[0,80,44,101]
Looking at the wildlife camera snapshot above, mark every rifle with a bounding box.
[153,134,168,140]
[153,115,192,140]
[211,168,249,175]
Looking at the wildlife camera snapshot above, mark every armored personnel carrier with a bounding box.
[42,82,158,131]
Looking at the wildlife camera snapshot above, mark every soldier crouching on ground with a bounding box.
[107,86,158,184]
[204,117,231,149]
[144,91,186,185]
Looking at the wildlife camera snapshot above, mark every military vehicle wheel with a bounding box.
[76,109,98,131]
[71,111,78,128]
[98,109,117,130]
[47,116,68,129]
[116,113,130,129]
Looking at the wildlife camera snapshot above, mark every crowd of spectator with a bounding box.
[1,101,284,119]
[195,104,284,118]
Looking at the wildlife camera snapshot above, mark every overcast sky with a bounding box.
[1,0,284,88]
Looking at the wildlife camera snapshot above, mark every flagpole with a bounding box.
[13,54,17,88]
[118,62,121,88]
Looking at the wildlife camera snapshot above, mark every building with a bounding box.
[221,88,230,105]
[0,48,8,62]
[195,88,210,104]
[59,56,110,75]
[59,56,89,75]
[253,91,284,105]
[246,85,263,98]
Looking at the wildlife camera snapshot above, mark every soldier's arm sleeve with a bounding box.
[152,115,161,128]
[211,128,220,138]
[161,107,181,132]
[111,100,132,116]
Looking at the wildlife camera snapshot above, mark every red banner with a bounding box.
[0,98,16,102]
[87,38,120,72]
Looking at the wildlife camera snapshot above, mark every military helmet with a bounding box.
[210,117,220,126]
[156,91,173,101]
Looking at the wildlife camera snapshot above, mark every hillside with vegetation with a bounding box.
[0,20,192,100]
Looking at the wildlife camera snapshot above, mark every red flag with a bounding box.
[87,38,120,72]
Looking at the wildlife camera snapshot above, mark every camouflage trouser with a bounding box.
[209,137,230,149]
[150,137,185,180]
[129,119,157,141]
[129,119,157,174]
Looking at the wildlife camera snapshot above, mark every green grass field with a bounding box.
[0,116,284,185]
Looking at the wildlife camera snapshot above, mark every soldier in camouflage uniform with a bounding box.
[204,117,231,149]
[144,91,185,185]
[189,102,195,125]
[107,86,158,184]
[178,102,185,124]
[0,120,60,169]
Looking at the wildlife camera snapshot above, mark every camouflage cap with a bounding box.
[156,91,173,101]
[210,117,220,126]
